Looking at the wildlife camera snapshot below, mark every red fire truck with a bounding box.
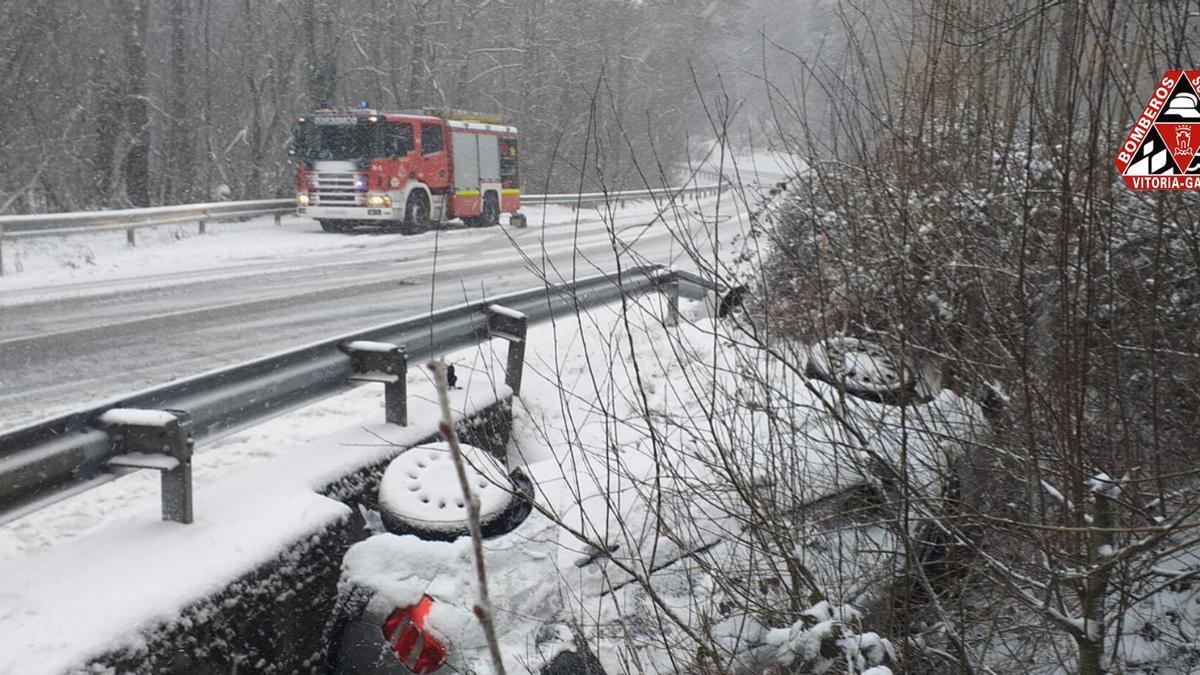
[292,107,522,233]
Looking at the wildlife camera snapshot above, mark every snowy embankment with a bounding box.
[0,281,982,673]
[0,338,512,674]
[343,293,984,673]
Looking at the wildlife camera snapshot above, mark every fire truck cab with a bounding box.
[292,107,521,233]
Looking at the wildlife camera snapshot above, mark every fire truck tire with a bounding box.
[319,219,347,233]
[479,192,500,228]
[403,193,430,233]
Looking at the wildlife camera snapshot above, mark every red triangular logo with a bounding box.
[1116,70,1200,190]
[1156,123,1200,172]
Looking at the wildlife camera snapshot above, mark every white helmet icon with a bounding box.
[1164,92,1200,119]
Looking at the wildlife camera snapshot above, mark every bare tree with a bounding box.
[748,1,1200,672]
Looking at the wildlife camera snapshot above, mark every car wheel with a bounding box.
[377,443,531,541]
[542,646,606,675]
[322,583,375,672]
[805,336,922,404]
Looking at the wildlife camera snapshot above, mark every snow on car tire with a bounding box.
[378,443,530,541]
[805,336,924,405]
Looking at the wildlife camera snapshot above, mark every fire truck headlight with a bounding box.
[296,194,310,207]
[366,195,392,208]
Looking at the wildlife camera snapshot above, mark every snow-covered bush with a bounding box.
[736,2,1200,673]
[764,602,895,673]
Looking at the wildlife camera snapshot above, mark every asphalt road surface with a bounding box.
[0,200,738,431]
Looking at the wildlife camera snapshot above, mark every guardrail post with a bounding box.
[342,341,408,426]
[0,223,5,277]
[654,271,681,327]
[274,212,282,227]
[198,219,206,235]
[101,409,195,524]
[386,351,407,426]
[126,227,136,247]
[160,419,194,524]
[488,305,527,396]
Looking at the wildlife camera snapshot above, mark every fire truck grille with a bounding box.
[310,172,366,207]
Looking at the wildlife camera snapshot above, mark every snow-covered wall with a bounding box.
[80,399,512,674]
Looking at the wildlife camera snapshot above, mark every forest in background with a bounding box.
[0,0,840,214]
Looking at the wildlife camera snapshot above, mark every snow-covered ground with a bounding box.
[498,297,976,672]
[687,141,802,186]
[0,282,980,674]
[330,294,982,673]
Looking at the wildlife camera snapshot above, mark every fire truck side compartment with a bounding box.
[478,134,500,184]
[451,132,480,191]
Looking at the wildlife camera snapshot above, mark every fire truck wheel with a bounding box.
[319,219,347,233]
[403,193,430,233]
[481,193,500,227]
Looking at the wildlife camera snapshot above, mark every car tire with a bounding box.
[378,444,533,542]
[805,336,924,405]
[542,647,606,675]
[322,584,375,673]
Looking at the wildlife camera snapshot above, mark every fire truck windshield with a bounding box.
[296,122,376,162]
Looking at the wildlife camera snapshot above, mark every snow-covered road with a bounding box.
[0,197,735,430]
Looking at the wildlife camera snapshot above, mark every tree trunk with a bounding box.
[303,0,337,105]
[164,0,190,203]
[1051,0,1081,139]
[121,0,150,207]
[1076,490,1115,675]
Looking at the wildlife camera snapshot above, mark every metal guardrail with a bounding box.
[522,183,724,207]
[0,200,294,276]
[0,199,294,234]
[0,183,726,275]
[0,266,722,525]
